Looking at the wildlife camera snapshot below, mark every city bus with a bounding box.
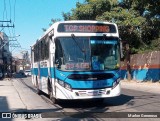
[31,20,122,103]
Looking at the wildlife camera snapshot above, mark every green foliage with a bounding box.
[62,0,160,53]
[62,12,71,21]
[42,18,61,32]
[51,18,61,23]
[63,0,112,20]
[42,28,46,32]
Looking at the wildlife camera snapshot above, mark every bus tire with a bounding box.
[48,78,57,104]
[36,76,41,95]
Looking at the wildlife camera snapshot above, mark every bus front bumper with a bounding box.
[55,83,121,100]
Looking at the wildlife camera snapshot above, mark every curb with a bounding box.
[121,80,160,94]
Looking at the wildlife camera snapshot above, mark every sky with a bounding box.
[0,0,84,55]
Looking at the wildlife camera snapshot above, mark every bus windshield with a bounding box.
[55,37,120,71]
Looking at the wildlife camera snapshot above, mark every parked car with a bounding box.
[18,70,25,76]
[24,70,31,76]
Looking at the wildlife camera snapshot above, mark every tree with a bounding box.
[63,0,112,20]
[119,0,160,46]
[63,0,159,52]
[62,12,71,21]
[49,18,61,26]
[42,28,46,32]
[42,18,61,32]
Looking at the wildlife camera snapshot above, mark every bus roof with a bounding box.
[32,20,118,47]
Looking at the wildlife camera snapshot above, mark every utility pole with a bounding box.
[0,20,14,31]
[0,32,20,77]
[0,39,17,49]
[0,18,15,77]
[0,24,14,28]
[0,20,11,22]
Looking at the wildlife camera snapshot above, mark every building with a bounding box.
[0,32,12,75]
[13,51,31,72]
[0,32,31,75]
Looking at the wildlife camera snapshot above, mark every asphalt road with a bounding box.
[8,76,160,121]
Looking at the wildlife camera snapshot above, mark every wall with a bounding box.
[121,51,160,82]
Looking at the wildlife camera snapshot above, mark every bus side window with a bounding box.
[41,39,45,60]
[44,38,49,60]
[55,39,63,68]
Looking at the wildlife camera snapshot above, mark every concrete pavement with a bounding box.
[121,80,160,95]
[0,79,26,112]
[0,78,56,121]
[0,78,159,121]
[0,78,159,112]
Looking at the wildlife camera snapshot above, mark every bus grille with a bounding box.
[67,73,114,81]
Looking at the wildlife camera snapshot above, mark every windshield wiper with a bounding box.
[71,34,86,60]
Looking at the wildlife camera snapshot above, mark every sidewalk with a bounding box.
[0,79,26,112]
[0,78,54,121]
[121,80,160,94]
[0,78,160,112]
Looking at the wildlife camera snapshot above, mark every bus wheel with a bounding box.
[50,95,57,104]
[36,77,41,95]
[48,79,57,104]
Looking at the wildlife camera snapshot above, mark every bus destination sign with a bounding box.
[58,23,116,33]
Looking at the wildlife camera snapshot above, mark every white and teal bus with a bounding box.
[31,20,122,103]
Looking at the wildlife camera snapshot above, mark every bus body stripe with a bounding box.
[31,67,119,88]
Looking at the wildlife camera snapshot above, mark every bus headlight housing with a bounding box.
[57,80,72,91]
[112,78,121,89]
[58,80,65,87]
[117,78,121,83]
[64,83,72,91]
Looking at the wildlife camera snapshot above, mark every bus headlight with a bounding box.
[57,80,72,91]
[58,80,65,87]
[64,83,72,91]
[112,78,121,89]
[112,81,117,89]
[117,78,121,83]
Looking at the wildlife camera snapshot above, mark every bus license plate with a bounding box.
[88,91,99,96]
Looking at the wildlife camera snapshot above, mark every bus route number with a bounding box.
[66,63,90,70]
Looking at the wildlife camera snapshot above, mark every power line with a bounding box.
[0,0,21,51]
[0,20,11,23]
[0,21,14,32]
[3,0,9,21]
[0,2,22,58]
[9,0,12,20]
[13,0,16,23]
[0,24,14,28]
